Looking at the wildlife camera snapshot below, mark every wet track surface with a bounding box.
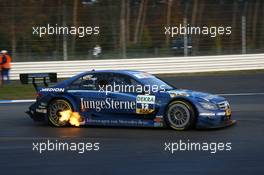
[0,73,264,175]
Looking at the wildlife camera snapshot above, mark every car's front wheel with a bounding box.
[165,100,196,130]
[48,99,72,127]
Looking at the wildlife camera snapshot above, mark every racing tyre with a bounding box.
[165,100,196,130]
[48,99,72,127]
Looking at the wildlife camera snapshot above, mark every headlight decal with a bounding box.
[199,102,218,110]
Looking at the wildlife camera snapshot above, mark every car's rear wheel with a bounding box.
[165,100,196,130]
[48,99,72,127]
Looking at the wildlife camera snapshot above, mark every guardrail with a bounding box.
[10,54,264,80]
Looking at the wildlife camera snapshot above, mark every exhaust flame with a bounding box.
[59,110,82,127]
[59,110,71,121]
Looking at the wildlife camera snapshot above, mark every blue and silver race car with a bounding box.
[20,70,236,130]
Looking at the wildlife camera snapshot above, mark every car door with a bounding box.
[66,73,108,116]
[103,73,156,118]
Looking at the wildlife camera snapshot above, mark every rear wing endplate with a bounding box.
[19,73,57,91]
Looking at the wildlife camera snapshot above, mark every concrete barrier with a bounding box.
[10,54,264,80]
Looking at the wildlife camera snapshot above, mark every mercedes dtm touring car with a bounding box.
[20,70,236,130]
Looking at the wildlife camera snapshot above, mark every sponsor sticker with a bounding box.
[86,118,150,126]
[133,73,153,79]
[168,90,190,97]
[154,122,163,127]
[136,95,155,114]
[136,95,155,104]
[226,108,232,116]
[40,88,65,92]
[154,117,163,122]
[156,115,163,118]
[205,95,218,100]
[36,108,47,113]
[83,74,97,81]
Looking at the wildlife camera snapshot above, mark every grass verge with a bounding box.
[0,82,36,100]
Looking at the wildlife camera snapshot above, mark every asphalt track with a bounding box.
[0,72,264,175]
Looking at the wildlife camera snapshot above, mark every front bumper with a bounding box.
[196,118,237,129]
[196,109,236,129]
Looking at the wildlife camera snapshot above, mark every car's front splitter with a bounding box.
[196,119,237,129]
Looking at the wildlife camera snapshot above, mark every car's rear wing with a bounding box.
[19,73,57,91]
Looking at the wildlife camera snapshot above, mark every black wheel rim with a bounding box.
[49,100,71,126]
[167,103,190,128]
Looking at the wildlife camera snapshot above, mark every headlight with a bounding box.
[199,102,218,110]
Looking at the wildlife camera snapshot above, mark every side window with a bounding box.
[68,73,141,93]
[68,74,98,90]
[95,73,110,91]
[80,74,98,90]
[108,74,130,86]
[68,78,82,90]
[109,74,141,93]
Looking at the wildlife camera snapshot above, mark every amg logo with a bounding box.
[40,88,65,92]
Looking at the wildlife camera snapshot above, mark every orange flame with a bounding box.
[59,110,82,127]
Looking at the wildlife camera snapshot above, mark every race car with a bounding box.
[20,70,236,130]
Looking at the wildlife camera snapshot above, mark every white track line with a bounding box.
[217,92,264,96]
[0,99,35,104]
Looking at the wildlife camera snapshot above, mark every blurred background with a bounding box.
[0,0,264,62]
